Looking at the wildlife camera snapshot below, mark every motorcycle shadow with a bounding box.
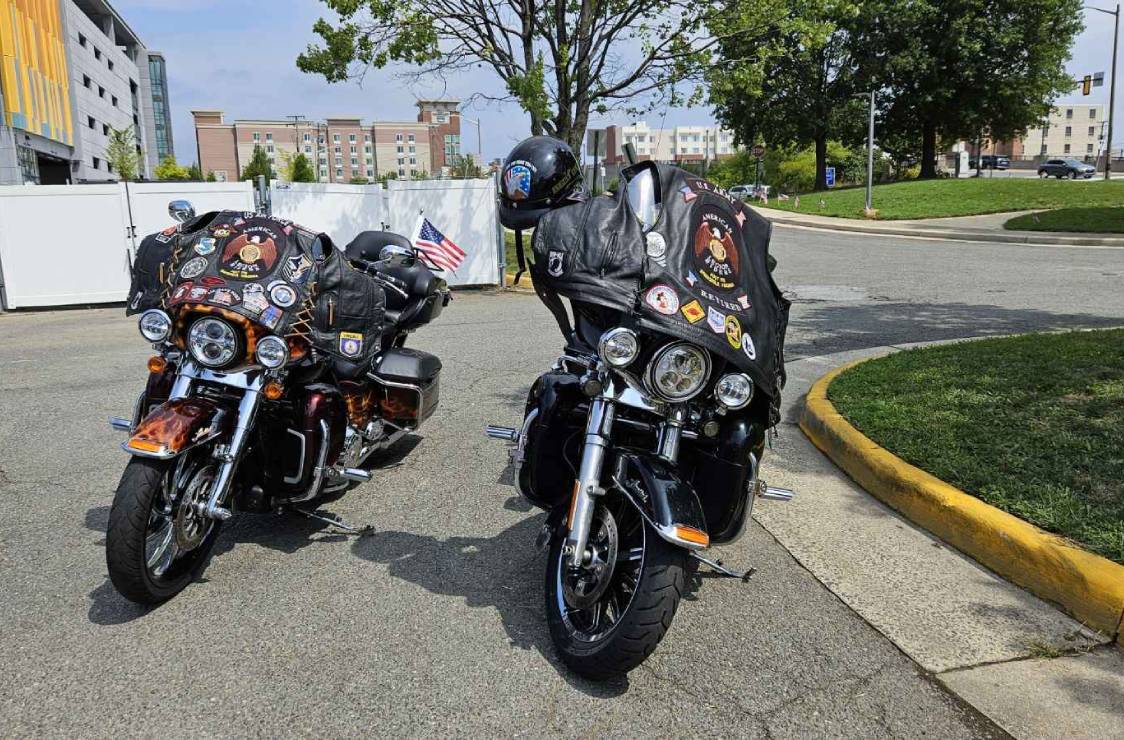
[349,507,630,697]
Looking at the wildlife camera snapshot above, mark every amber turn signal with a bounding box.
[262,381,284,401]
[672,525,710,547]
[147,356,167,373]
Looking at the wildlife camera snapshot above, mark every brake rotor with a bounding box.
[562,505,619,610]
[173,465,215,550]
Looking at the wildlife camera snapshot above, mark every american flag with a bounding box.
[414,218,465,271]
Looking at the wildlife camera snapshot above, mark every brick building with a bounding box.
[193,103,459,183]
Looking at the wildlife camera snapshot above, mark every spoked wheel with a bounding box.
[106,455,223,604]
[545,493,688,680]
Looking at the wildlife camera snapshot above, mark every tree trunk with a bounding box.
[813,134,828,191]
[920,123,937,178]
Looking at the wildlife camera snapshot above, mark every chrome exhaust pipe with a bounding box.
[758,483,795,502]
[109,417,132,432]
[485,425,519,442]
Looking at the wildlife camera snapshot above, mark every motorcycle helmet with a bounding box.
[498,136,584,230]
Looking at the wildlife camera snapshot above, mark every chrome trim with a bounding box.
[656,523,708,551]
[714,372,755,411]
[340,468,372,482]
[565,395,615,568]
[643,341,712,403]
[597,327,640,368]
[485,425,518,441]
[109,417,132,432]
[511,408,539,499]
[759,484,795,502]
[725,452,758,546]
[656,406,688,463]
[282,429,306,485]
[177,361,265,390]
[366,374,428,431]
[198,379,263,520]
[612,477,708,552]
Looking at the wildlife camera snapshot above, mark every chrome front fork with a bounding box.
[198,383,262,521]
[564,395,616,568]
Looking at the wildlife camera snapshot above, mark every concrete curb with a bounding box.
[760,211,1124,247]
[799,359,1124,646]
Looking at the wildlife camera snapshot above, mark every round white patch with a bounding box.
[742,333,757,360]
[644,284,680,315]
[179,256,208,280]
[645,231,667,260]
[269,282,297,308]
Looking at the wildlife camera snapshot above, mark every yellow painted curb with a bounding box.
[800,359,1124,647]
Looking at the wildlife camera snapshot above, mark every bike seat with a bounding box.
[344,231,412,263]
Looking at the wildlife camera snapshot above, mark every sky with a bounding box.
[111,0,1124,166]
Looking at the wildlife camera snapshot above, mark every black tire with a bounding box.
[545,507,688,680]
[106,457,221,604]
[1038,171,1047,178]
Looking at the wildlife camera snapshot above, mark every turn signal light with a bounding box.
[672,525,710,547]
[147,356,167,373]
[262,381,284,401]
[126,438,166,454]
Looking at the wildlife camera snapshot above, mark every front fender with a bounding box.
[611,451,710,550]
[123,397,228,460]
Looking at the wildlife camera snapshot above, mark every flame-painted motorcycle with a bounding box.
[107,202,448,604]
[488,149,791,679]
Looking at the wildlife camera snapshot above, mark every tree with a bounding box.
[859,0,1083,178]
[298,0,792,152]
[106,126,140,182]
[710,1,865,191]
[285,152,317,182]
[241,145,274,182]
[188,162,204,181]
[449,154,481,179]
[205,171,217,182]
[155,155,191,181]
[349,175,371,184]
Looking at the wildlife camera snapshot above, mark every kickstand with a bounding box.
[292,507,374,536]
[691,552,756,583]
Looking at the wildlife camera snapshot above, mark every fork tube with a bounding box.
[201,381,262,520]
[565,395,616,568]
[657,406,688,463]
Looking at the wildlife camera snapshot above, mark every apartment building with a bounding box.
[588,122,737,165]
[0,0,172,185]
[138,50,173,172]
[416,99,461,171]
[194,109,453,183]
[1022,103,1108,159]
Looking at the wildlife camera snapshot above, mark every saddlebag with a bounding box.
[368,348,441,429]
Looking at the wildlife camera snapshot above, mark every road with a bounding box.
[2,228,1123,737]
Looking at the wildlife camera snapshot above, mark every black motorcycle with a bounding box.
[107,202,448,604]
[488,158,792,679]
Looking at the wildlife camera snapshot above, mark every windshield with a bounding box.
[626,167,661,231]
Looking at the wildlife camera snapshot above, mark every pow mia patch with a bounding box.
[547,250,566,277]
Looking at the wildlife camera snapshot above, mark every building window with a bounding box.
[435,112,449,123]
[366,168,374,177]
[333,134,341,142]
[1090,126,1096,137]
[398,167,405,176]
[1065,126,1072,137]
[83,75,91,88]
[409,156,416,165]
[350,145,357,154]
[408,133,415,142]
[395,133,403,142]
[94,47,101,60]
[351,157,358,166]
[108,60,114,71]
[98,86,105,98]
[1090,109,1097,119]
[335,156,343,165]
[1066,108,1073,119]
[411,169,418,177]
[266,144,274,153]
[396,145,403,154]
[408,145,415,153]
[102,124,109,135]
[1087,143,1095,153]
[266,133,273,141]
[92,156,100,169]
[364,145,372,154]
[253,132,261,142]
[336,168,343,178]
[334,146,341,154]
[111,96,118,107]
[304,133,311,142]
[1064,144,1071,153]
[397,157,404,165]
[320,167,327,176]
[79,34,87,47]
[364,134,371,142]
[365,156,372,164]
[349,134,356,142]
[1041,143,1048,155]
[87,116,95,129]
[304,146,312,154]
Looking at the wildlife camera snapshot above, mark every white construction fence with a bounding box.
[270,176,503,288]
[0,176,503,309]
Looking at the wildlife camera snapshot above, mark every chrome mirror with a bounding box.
[626,168,660,231]
[379,244,413,261]
[168,199,195,223]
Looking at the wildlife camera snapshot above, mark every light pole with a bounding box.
[460,115,484,175]
[1086,4,1119,179]
[854,91,876,213]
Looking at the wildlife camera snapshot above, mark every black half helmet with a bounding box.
[498,136,584,230]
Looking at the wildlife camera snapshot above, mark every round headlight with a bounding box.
[714,373,754,410]
[255,335,289,369]
[187,318,240,368]
[598,328,640,368]
[645,342,711,402]
[138,309,172,342]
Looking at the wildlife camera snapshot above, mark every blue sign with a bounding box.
[825,166,836,188]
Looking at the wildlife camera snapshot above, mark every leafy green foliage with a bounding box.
[154,155,191,181]
[286,152,317,182]
[298,0,778,151]
[449,155,482,178]
[105,126,139,182]
[830,330,1124,563]
[205,171,217,182]
[349,175,371,184]
[241,145,274,182]
[1004,207,1124,233]
[187,162,204,181]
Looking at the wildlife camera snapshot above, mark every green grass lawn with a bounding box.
[759,178,1124,220]
[829,330,1124,564]
[1004,207,1124,233]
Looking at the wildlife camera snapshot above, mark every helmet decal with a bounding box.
[504,162,534,201]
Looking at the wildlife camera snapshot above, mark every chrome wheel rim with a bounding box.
[143,459,215,580]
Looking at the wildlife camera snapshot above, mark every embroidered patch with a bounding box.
[644,284,680,315]
[339,331,363,357]
[680,300,705,324]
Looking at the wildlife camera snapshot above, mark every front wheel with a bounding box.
[1038,170,1048,178]
[106,456,222,604]
[1070,170,1078,179]
[544,495,688,679]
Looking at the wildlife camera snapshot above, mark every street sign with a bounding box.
[752,143,765,158]
[1094,71,1105,87]
[825,166,836,188]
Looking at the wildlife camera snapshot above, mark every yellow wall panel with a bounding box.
[0,0,71,145]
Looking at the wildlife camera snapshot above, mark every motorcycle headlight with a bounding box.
[255,335,289,369]
[714,373,754,410]
[645,342,711,402]
[598,328,640,368]
[187,318,241,368]
[138,309,172,342]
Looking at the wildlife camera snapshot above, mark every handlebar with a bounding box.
[353,258,410,299]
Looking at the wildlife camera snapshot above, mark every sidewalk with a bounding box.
[741,342,1124,739]
[750,206,1124,247]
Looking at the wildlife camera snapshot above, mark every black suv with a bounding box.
[969,154,1010,170]
[1037,158,1097,179]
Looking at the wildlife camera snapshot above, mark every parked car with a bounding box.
[728,184,753,200]
[1037,158,1097,179]
[968,154,1010,170]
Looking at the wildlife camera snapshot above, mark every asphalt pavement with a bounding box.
[3,227,1124,737]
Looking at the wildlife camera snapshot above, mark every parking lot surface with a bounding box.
[3,227,1124,736]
